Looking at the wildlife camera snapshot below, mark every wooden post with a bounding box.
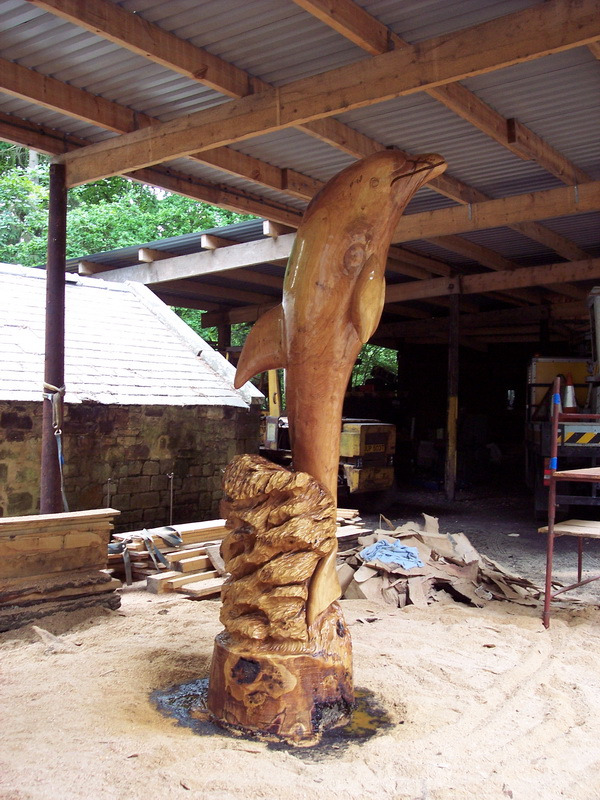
[217,321,231,357]
[445,293,459,501]
[40,163,67,514]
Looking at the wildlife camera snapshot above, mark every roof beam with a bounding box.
[294,0,592,186]
[94,235,296,285]
[375,302,587,339]
[152,280,276,305]
[386,258,600,303]
[55,0,600,186]
[0,57,319,208]
[291,0,392,55]
[26,0,253,99]
[8,11,588,277]
[393,182,600,241]
[202,304,280,327]
[0,107,304,226]
[136,240,285,290]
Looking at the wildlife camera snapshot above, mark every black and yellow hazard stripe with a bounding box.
[560,430,600,445]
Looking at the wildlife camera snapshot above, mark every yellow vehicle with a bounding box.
[260,370,396,496]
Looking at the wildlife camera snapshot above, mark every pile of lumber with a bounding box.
[0,509,121,632]
[107,511,371,599]
[337,514,543,609]
[146,542,227,598]
[108,519,228,582]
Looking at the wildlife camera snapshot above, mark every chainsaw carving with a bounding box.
[207,455,353,744]
[207,151,447,744]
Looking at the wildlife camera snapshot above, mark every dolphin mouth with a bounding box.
[390,155,446,186]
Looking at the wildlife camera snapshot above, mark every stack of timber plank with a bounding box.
[337,514,543,609]
[0,509,121,632]
[146,542,227,598]
[109,519,228,581]
[106,511,370,599]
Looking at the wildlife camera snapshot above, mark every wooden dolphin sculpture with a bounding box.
[234,150,447,621]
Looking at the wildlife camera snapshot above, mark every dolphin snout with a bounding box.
[390,153,446,185]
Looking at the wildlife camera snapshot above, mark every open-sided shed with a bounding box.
[0,0,599,504]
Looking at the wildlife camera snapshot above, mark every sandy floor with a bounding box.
[1,582,600,800]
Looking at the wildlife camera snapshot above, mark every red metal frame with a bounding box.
[542,377,600,627]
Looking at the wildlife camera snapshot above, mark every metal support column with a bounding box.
[40,163,67,514]
[445,294,459,501]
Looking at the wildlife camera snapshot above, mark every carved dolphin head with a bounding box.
[304,150,446,223]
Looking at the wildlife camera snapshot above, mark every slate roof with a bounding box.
[0,264,262,408]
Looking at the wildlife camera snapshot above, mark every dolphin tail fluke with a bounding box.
[306,548,342,627]
[351,254,387,344]
[234,304,287,389]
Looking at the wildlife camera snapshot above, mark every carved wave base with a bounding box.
[205,454,354,746]
[207,603,353,745]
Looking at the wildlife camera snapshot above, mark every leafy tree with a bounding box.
[0,144,252,266]
[0,143,397,388]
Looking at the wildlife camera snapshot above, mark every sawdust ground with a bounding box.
[1,585,600,800]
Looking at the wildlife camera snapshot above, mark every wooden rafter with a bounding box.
[386,258,600,303]
[375,302,587,340]
[4,8,588,282]
[53,0,600,185]
[393,182,600,241]
[0,109,303,227]
[293,0,592,186]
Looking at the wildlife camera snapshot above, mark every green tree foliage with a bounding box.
[175,308,250,348]
[0,143,397,388]
[0,143,252,266]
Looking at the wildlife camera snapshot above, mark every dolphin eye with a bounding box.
[343,244,366,275]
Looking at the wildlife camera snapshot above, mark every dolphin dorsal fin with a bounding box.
[350,254,387,344]
[234,304,287,389]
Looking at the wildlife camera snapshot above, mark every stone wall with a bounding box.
[0,400,261,532]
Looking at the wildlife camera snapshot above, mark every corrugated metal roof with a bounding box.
[0,263,260,406]
[0,0,598,320]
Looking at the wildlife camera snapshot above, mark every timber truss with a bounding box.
[1,0,599,346]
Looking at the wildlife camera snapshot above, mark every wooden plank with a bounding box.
[292,0,391,56]
[176,576,225,598]
[0,508,119,532]
[386,257,600,302]
[28,0,253,99]
[301,0,588,191]
[95,235,295,285]
[507,119,591,185]
[539,520,600,537]
[0,56,142,133]
[155,279,275,305]
[138,247,175,262]
[200,303,283,327]
[129,167,302,229]
[204,544,228,577]
[201,234,234,250]
[173,555,211,573]
[165,570,219,590]
[56,0,600,186]
[393,182,600,242]
[512,220,590,262]
[146,569,220,594]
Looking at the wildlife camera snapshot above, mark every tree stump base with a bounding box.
[207,602,353,745]
[205,454,354,746]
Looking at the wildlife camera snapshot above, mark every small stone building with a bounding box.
[0,264,262,532]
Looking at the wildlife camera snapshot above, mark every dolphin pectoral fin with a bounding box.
[234,304,286,389]
[350,255,386,344]
[306,548,342,626]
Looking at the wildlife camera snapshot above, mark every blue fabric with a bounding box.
[359,540,425,569]
[550,457,558,469]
